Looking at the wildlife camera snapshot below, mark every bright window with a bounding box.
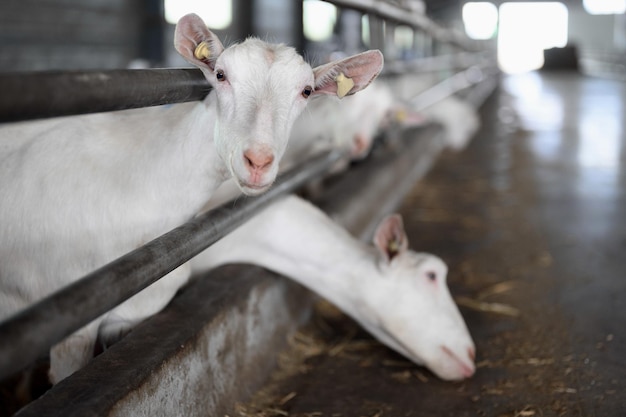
[164,0,232,29]
[395,25,414,50]
[498,2,568,74]
[362,15,370,46]
[303,0,337,41]
[583,0,626,14]
[462,2,498,40]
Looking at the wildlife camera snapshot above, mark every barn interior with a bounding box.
[1,1,625,416]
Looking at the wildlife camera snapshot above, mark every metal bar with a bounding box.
[383,51,493,74]
[313,125,444,240]
[368,14,385,52]
[0,68,211,123]
[0,150,344,381]
[14,124,447,417]
[408,66,489,112]
[322,0,474,50]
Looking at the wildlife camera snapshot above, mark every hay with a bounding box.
[455,296,521,317]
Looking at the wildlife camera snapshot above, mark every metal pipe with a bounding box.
[0,150,344,381]
[408,66,488,112]
[383,51,492,74]
[0,68,211,123]
[322,0,474,50]
[13,126,447,417]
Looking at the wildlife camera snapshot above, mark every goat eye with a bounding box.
[426,271,437,281]
[216,70,226,81]
[302,86,313,98]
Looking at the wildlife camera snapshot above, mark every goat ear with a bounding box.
[174,13,224,73]
[312,50,384,98]
[373,214,409,263]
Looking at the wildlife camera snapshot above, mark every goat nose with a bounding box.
[244,149,274,171]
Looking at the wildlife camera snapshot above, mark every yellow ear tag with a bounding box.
[395,108,407,123]
[387,239,400,257]
[335,72,354,99]
[194,41,211,60]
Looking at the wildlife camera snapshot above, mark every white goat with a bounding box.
[387,73,481,150]
[285,78,469,170]
[420,95,480,151]
[284,80,395,168]
[191,195,476,381]
[205,81,402,210]
[0,13,383,383]
[204,77,478,212]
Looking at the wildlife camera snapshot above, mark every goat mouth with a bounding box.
[238,180,272,195]
[440,346,475,379]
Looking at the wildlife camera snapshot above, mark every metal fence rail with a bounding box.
[0,150,344,380]
[324,0,475,50]
[0,2,485,125]
[13,123,450,417]
[383,51,494,74]
[0,68,211,123]
[0,0,497,405]
[0,66,497,381]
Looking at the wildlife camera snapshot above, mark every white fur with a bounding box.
[191,195,476,381]
[387,73,481,150]
[421,95,480,151]
[205,81,397,210]
[0,13,383,383]
[285,81,395,169]
[203,77,478,214]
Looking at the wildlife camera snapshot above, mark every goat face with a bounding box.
[366,252,476,381]
[175,13,384,196]
[359,215,476,381]
[208,40,314,195]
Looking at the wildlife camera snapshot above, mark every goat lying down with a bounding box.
[0,13,383,383]
[191,196,476,381]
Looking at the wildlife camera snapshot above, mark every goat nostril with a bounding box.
[262,154,274,168]
[243,150,274,170]
[468,347,476,361]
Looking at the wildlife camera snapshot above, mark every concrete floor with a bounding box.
[234,72,626,417]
